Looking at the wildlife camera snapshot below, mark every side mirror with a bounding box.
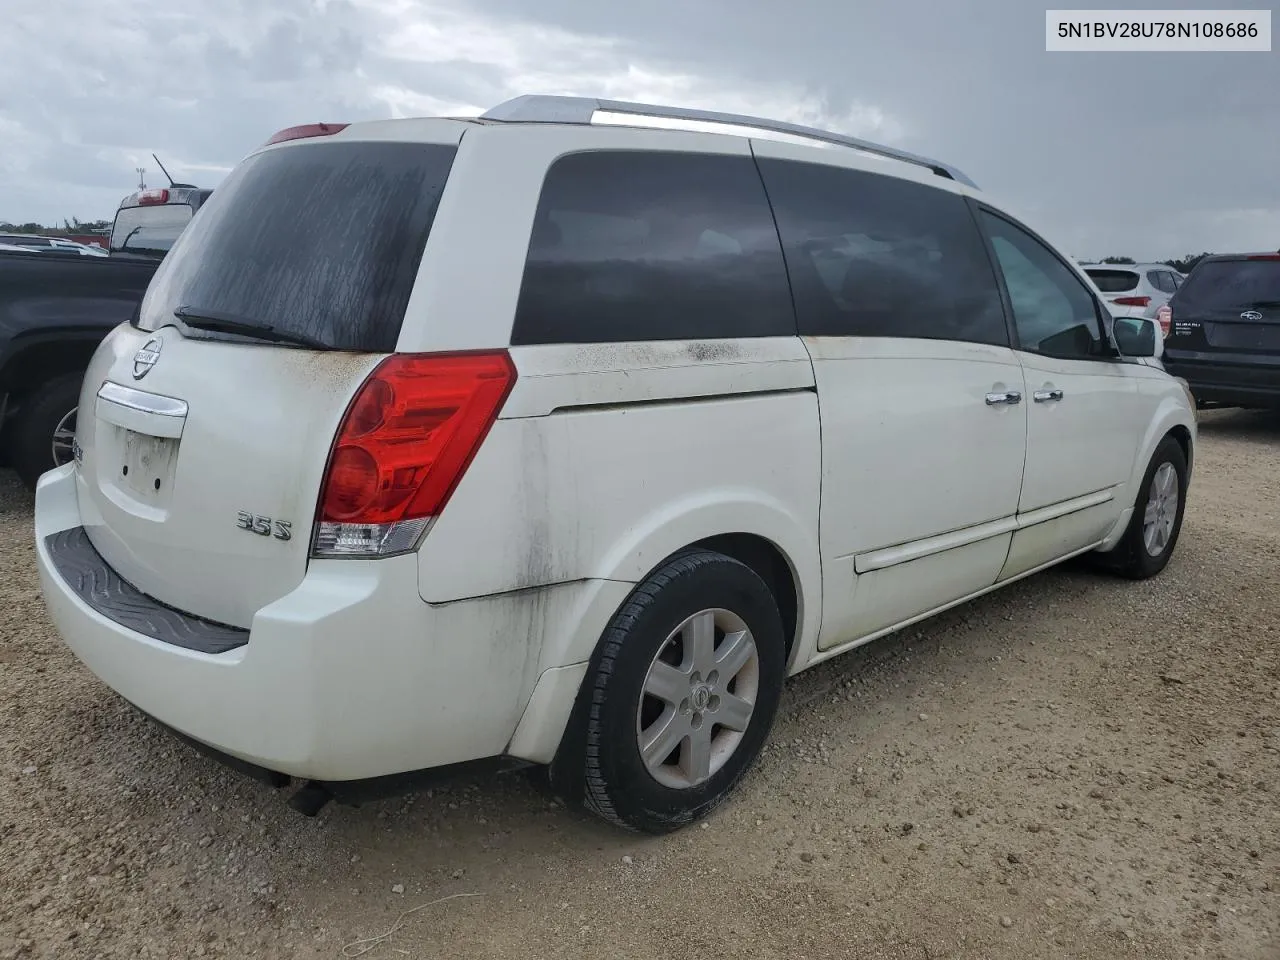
[1112,315,1161,358]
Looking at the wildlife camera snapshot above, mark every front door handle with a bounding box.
[985,390,1022,406]
[1033,389,1064,403]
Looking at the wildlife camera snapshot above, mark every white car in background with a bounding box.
[0,234,108,256]
[1083,263,1183,333]
[34,95,1196,834]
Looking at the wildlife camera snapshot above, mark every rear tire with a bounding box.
[552,550,786,834]
[11,374,81,492]
[1094,436,1188,580]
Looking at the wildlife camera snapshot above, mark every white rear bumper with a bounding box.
[34,463,615,782]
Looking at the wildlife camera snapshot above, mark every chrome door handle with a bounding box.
[985,390,1022,405]
[1033,389,1064,403]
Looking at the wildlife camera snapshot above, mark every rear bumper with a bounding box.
[33,463,585,784]
[150,713,528,806]
[1162,355,1280,408]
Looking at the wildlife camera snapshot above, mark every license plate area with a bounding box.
[112,426,181,503]
[1207,323,1280,351]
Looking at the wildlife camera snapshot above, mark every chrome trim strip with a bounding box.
[96,381,188,418]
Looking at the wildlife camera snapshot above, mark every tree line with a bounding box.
[1091,253,1214,273]
[0,217,112,236]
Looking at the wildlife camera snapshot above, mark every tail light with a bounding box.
[1156,304,1172,338]
[136,188,170,206]
[1112,296,1151,308]
[312,351,517,558]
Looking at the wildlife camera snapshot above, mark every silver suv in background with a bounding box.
[1083,263,1184,330]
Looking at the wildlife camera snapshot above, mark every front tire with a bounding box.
[555,550,786,834]
[1095,436,1188,579]
[11,375,81,492]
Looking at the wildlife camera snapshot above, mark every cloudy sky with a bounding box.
[2,0,1276,260]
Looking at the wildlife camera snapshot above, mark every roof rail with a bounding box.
[480,95,977,188]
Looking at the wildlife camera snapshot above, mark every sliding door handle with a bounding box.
[1033,389,1064,402]
[985,390,1022,406]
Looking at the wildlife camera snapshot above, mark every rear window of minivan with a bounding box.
[1084,269,1139,293]
[138,140,457,352]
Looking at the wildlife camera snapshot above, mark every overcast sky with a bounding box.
[2,0,1276,260]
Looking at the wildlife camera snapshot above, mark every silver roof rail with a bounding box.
[480,95,977,189]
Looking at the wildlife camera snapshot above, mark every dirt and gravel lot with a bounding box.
[2,408,1278,960]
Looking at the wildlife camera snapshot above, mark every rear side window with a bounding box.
[1085,269,1140,293]
[511,151,794,345]
[756,158,1007,346]
[139,141,457,352]
[1176,259,1280,315]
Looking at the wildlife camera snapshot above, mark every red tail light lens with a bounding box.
[137,188,170,206]
[313,351,516,557]
[1248,254,1280,261]
[1112,296,1151,307]
[1156,304,1172,338]
[265,122,350,146]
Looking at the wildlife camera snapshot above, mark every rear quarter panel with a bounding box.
[416,340,823,673]
[402,124,827,673]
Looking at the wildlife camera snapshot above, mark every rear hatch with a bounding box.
[75,132,460,629]
[1165,256,1280,357]
[1084,267,1154,315]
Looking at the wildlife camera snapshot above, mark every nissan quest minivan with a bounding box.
[34,96,1196,834]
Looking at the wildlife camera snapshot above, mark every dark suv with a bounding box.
[0,185,210,489]
[1163,252,1280,409]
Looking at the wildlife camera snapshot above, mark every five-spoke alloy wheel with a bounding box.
[552,549,786,834]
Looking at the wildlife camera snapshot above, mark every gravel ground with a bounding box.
[2,408,1278,960]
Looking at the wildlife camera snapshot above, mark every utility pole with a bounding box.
[135,167,146,189]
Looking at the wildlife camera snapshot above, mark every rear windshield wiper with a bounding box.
[173,306,333,350]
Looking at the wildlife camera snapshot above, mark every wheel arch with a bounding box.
[684,532,801,666]
[586,491,820,671]
[1126,397,1196,495]
[1098,400,1195,553]
[511,504,820,770]
[1166,422,1193,478]
[0,331,104,400]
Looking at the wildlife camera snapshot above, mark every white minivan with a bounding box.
[34,96,1196,834]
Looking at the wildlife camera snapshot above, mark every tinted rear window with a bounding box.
[1176,259,1280,315]
[1084,269,1139,293]
[110,204,195,256]
[511,150,794,345]
[139,140,457,352]
[757,158,1008,346]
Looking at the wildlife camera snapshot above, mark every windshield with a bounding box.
[1084,269,1139,293]
[137,139,457,352]
[110,204,196,255]
[1176,259,1280,315]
